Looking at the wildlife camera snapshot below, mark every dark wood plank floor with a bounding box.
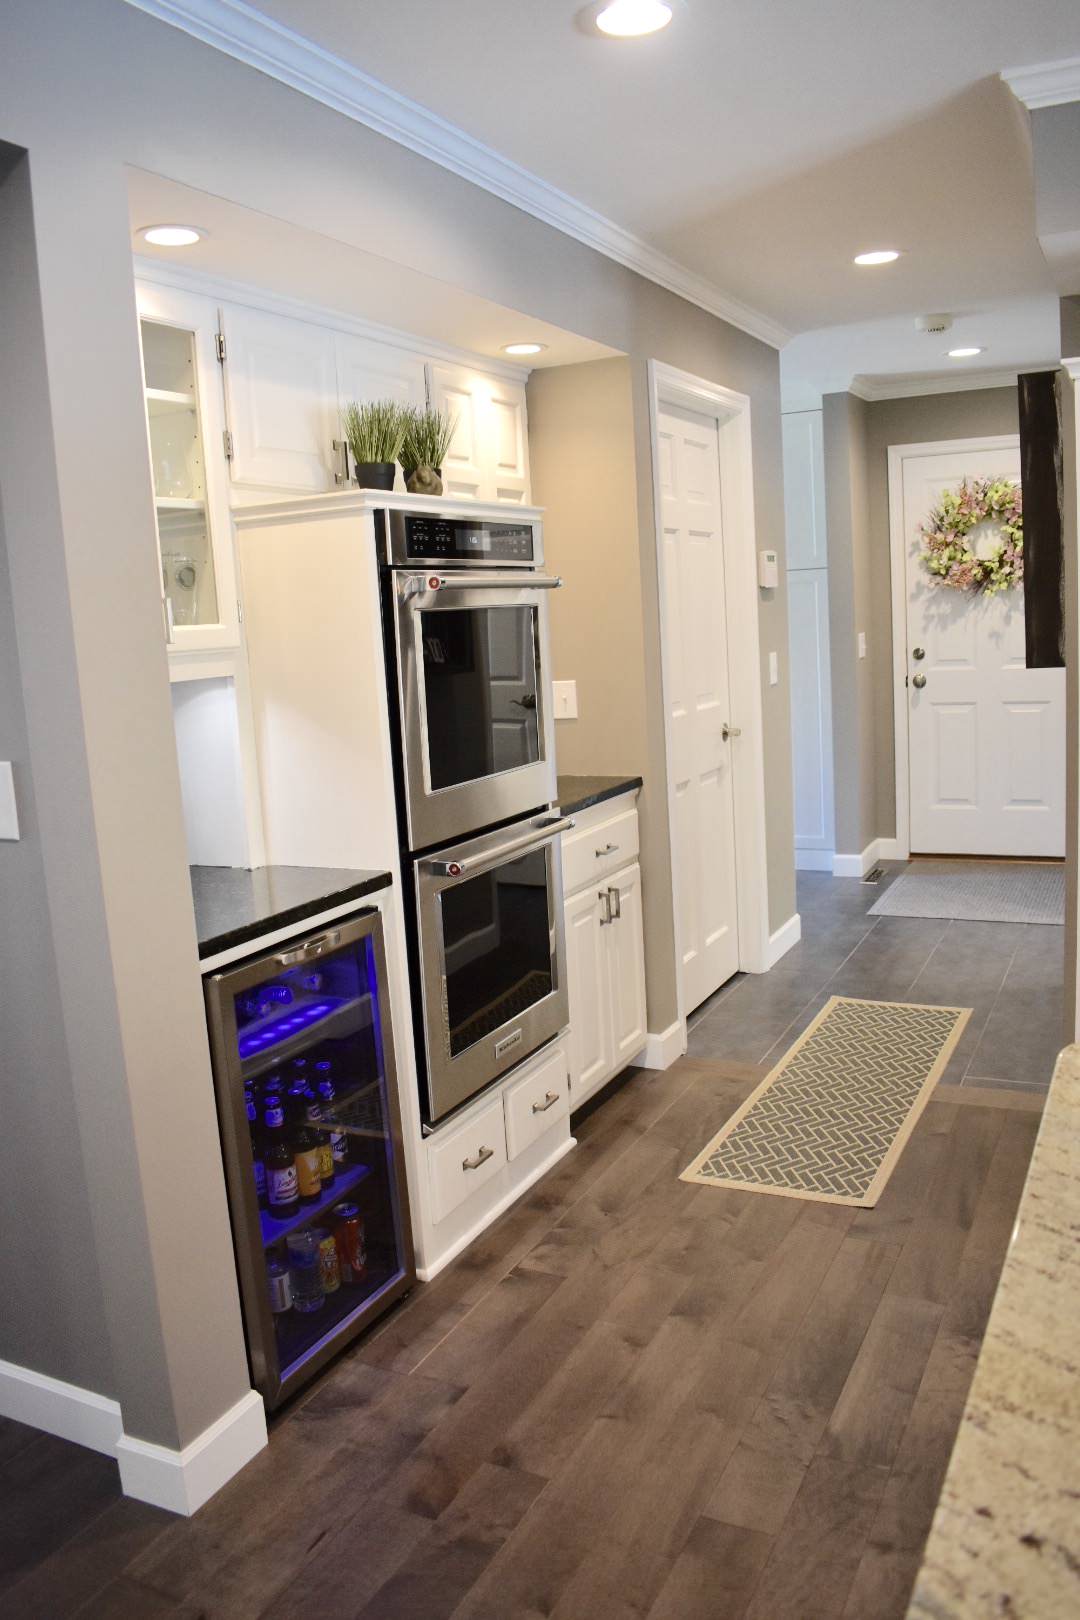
[0,1050,1041,1619]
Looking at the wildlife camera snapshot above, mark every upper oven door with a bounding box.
[395,571,561,850]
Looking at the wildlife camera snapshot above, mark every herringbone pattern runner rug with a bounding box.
[681,996,971,1206]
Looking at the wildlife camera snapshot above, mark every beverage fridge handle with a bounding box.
[273,929,342,966]
[424,816,575,878]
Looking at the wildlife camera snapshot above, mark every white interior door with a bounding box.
[658,403,740,1012]
[899,441,1065,856]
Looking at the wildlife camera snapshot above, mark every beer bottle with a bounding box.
[315,1062,349,1170]
[304,1087,336,1190]
[245,1085,268,1209]
[263,1094,299,1218]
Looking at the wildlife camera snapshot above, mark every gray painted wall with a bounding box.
[0,0,794,1436]
[824,386,1020,854]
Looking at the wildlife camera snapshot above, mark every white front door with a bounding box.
[899,441,1065,856]
[658,403,740,1012]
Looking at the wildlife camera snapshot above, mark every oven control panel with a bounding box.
[392,512,538,565]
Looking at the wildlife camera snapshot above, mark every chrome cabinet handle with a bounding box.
[425,816,575,878]
[274,929,341,966]
[608,885,622,920]
[722,722,742,741]
[599,890,612,925]
[912,673,927,690]
[332,438,348,487]
[462,1145,494,1171]
[595,842,620,858]
[532,1091,561,1114]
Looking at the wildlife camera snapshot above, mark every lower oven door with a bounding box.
[415,813,572,1124]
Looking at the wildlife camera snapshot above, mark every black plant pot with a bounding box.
[353,461,396,491]
[403,464,444,497]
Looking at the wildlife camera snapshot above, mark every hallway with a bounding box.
[690,864,1064,1092]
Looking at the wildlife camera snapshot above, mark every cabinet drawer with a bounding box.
[503,1043,570,1160]
[562,805,639,895]
[428,1097,507,1225]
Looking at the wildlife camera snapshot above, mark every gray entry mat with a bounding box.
[868,864,1064,925]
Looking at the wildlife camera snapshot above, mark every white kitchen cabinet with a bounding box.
[135,282,239,657]
[334,334,427,491]
[606,863,648,1070]
[218,304,340,493]
[564,883,611,1102]
[427,361,530,504]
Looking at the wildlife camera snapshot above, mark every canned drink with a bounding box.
[267,1257,292,1314]
[333,1203,367,1283]
[315,1228,341,1294]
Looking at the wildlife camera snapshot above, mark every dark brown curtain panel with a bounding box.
[1018,369,1065,669]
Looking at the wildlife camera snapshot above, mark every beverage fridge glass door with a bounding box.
[395,573,561,849]
[415,813,572,1122]
[203,909,415,1410]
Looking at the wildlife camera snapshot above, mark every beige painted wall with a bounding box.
[0,0,795,1436]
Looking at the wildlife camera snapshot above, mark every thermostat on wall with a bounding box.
[758,549,779,589]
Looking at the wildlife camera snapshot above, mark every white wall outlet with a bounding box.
[857,631,867,659]
[0,762,19,840]
[552,680,578,720]
[768,650,779,686]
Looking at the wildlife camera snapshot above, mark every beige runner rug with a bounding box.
[681,995,971,1207]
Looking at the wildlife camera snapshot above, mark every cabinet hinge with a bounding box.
[215,332,227,363]
[223,428,234,461]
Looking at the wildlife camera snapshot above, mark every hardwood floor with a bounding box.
[0,1047,1040,1619]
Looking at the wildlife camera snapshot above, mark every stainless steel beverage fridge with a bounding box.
[203,908,415,1410]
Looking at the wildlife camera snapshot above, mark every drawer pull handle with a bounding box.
[608,885,622,921]
[532,1091,561,1114]
[462,1145,494,1172]
[595,842,620,857]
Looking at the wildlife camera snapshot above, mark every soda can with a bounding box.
[333,1202,367,1283]
[267,1257,292,1314]
[315,1228,341,1294]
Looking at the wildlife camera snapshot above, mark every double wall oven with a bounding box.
[378,509,571,1126]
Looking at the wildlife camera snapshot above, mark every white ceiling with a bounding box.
[246,0,1080,334]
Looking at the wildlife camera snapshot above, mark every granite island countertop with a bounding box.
[908,1043,1080,1619]
[191,864,393,960]
[557,774,643,817]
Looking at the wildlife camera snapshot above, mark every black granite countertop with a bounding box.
[191,864,393,960]
[556,774,643,817]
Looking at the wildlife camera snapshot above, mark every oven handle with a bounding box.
[422,815,575,878]
[401,572,562,600]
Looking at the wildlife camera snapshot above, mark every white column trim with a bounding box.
[117,1390,267,1516]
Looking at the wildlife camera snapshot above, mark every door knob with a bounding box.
[912,646,926,661]
[722,723,742,741]
[912,672,927,689]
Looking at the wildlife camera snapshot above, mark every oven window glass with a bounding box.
[440,848,554,1056]
[421,605,541,791]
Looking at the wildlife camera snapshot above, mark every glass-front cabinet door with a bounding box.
[204,909,415,1409]
[136,282,239,657]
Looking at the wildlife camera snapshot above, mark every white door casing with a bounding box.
[657,401,741,1011]
[890,437,1065,858]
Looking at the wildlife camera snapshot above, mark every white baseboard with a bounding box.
[416,1135,577,1282]
[765,913,802,967]
[795,848,834,872]
[638,1019,687,1071]
[117,1390,267,1517]
[833,838,903,877]
[0,1357,123,1456]
[876,837,902,860]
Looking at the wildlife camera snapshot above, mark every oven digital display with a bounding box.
[403,515,534,562]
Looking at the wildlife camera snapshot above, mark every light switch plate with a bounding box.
[857,631,867,659]
[768,651,779,686]
[552,680,578,720]
[0,762,18,840]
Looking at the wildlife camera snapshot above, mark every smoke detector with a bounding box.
[915,313,953,334]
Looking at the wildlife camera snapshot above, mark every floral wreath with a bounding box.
[920,476,1023,595]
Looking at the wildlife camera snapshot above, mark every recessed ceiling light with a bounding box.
[140,225,202,247]
[502,342,547,356]
[853,249,900,266]
[595,1,673,37]
[947,346,984,359]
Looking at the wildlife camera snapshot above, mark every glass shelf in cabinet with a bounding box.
[259,1161,371,1249]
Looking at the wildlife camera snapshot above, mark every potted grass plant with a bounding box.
[342,399,407,490]
[400,406,457,497]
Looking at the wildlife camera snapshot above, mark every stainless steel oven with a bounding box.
[413,811,573,1124]
[381,509,561,851]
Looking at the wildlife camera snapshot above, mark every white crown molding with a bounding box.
[1002,55,1080,110]
[851,366,1045,401]
[123,0,790,350]
[133,256,534,382]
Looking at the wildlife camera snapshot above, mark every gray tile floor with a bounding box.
[688,863,1065,1091]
